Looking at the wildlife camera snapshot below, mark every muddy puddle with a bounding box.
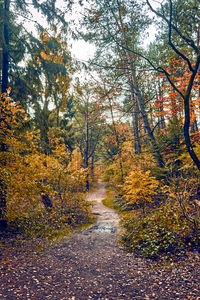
[89,223,117,233]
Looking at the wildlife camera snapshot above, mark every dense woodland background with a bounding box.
[0,0,200,259]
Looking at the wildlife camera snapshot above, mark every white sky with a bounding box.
[71,40,96,61]
[19,0,94,62]
[20,0,159,62]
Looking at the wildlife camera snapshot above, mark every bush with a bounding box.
[120,202,199,259]
[122,169,160,214]
[0,94,90,234]
[8,197,92,238]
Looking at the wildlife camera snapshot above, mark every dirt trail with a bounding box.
[85,180,119,234]
[1,181,200,299]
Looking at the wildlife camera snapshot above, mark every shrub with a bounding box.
[123,169,160,213]
[120,202,199,259]
[0,93,90,234]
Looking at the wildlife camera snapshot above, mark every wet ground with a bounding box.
[86,181,119,234]
[1,181,200,299]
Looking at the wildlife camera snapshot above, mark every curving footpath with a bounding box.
[0,181,200,299]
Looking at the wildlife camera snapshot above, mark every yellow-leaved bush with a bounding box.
[123,169,160,212]
[103,141,157,187]
[0,93,89,231]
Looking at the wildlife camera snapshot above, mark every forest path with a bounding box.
[1,181,200,299]
[85,180,120,234]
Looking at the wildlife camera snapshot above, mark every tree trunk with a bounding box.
[1,0,9,93]
[84,106,90,191]
[197,18,200,123]
[126,61,141,154]
[133,77,165,168]
[132,102,141,154]
[158,78,165,129]
[109,98,124,182]
[53,94,60,127]
[91,155,95,183]
[184,92,200,171]
[40,97,50,155]
[0,179,7,230]
[0,94,8,230]
[119,51,141,154]
[117,9,165,168]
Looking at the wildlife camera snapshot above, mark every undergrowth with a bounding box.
[103,184,200,260]
[119,193,200,259]
[1,198,94,245]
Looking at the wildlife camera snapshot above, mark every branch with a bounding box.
[167,0,194,73]
[146,0,199,54]
[158,66,185,99]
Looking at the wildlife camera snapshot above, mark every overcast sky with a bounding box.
[22,0,158,62]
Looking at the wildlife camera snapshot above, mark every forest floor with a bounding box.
[0,181,200,299]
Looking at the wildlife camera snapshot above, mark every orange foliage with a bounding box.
[153,54,199,125]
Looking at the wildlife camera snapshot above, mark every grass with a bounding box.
[102,187,119,210]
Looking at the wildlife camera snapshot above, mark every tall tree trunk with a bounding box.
[91,154,95,183]
[84,105,90,191]
[126,61,141,154]
[117,7,165,168]
[158,78,165,129]
[0,94,8,230]
[119,50,141,154]
[133,72,165,168]
[184,89,200,171]
[53,94,60,127]
[197,17,200,124]
[131,101,141,154]
[109,97,124,182]
[1,0,9,93]
[40,95,50,155]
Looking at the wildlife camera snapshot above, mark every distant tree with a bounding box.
[73,83,104,190]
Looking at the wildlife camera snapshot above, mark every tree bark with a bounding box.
[133,79,165,168]
[158,78,165,129]
[0,179,7,230]
[184,90,200,171]
[0,94,8,230]
[109,97,124,182]
[1,0,9,93]
[125,59,141,154]
[84,104,90,191]
[91,155,95,183]
[116,6,165,168]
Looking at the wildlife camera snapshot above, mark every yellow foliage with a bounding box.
[0,93,87,224]
[179,144,200,175]
[121,141,156,173]
[103,157,124,186]
[103,141,157,187]
[40,51,50,61]
[123,169,160,206]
